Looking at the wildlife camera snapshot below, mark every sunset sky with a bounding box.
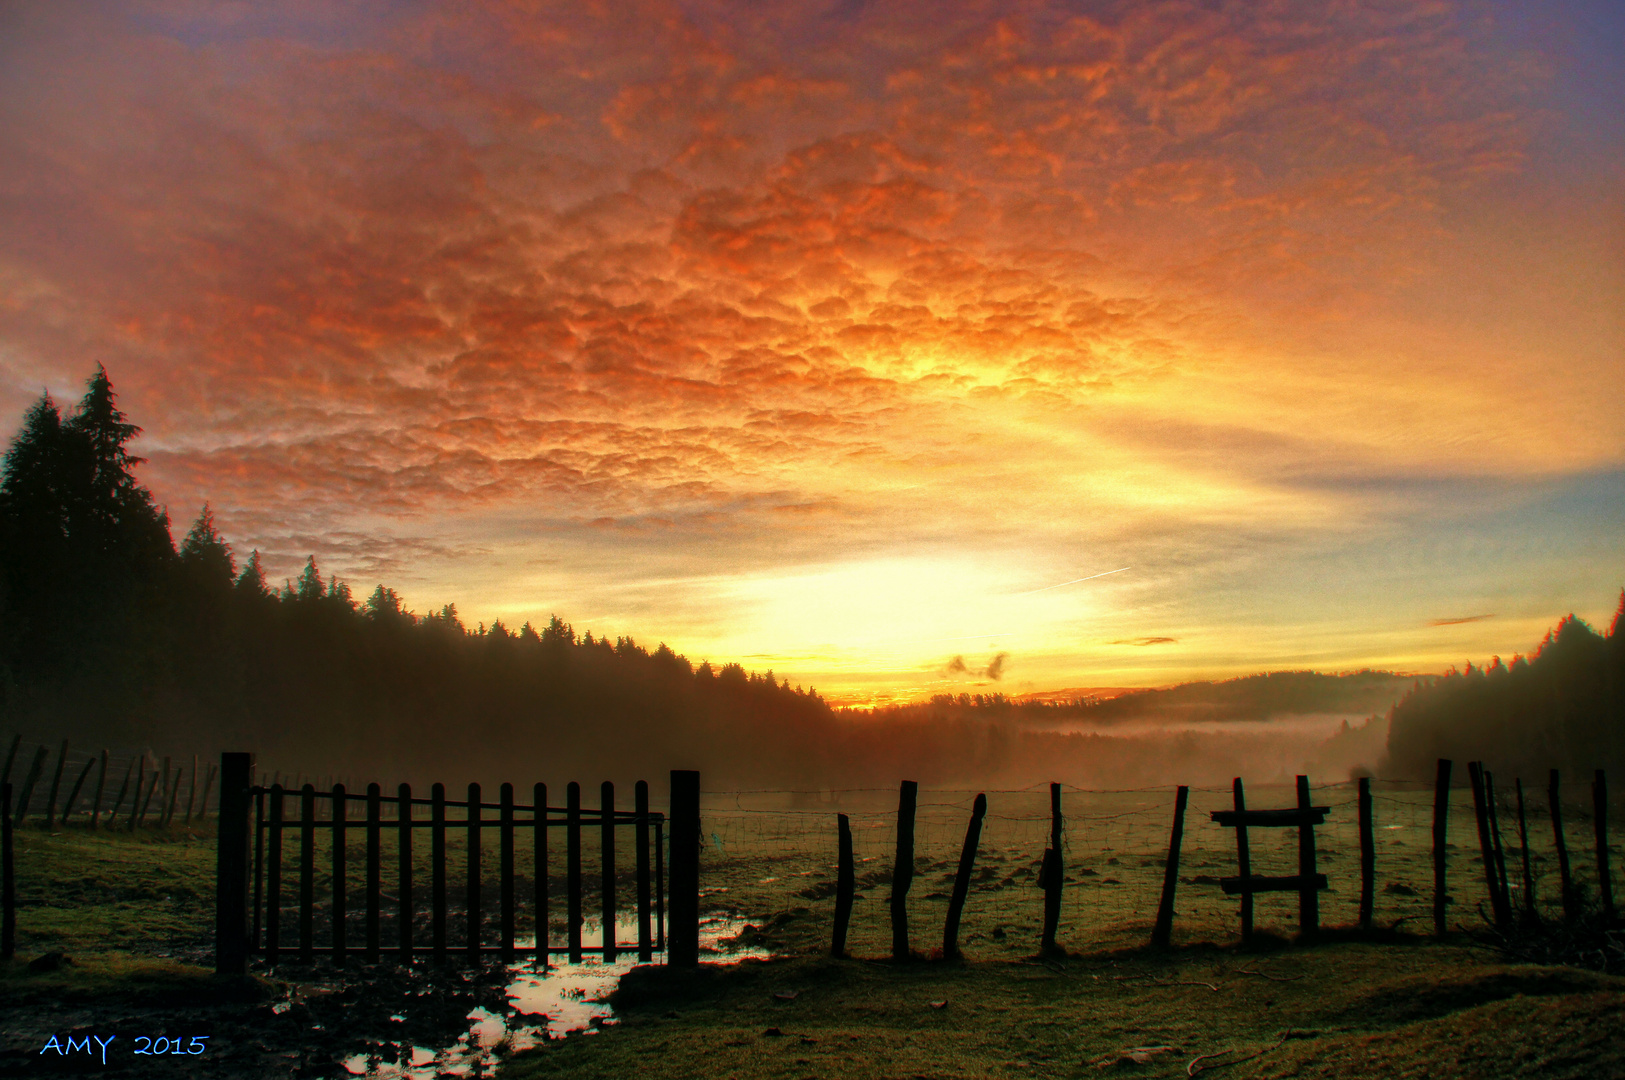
[2,0,1621,705]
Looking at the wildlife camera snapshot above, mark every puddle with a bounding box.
[340,913,770,1078]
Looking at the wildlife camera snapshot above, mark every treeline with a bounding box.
[1382,602,1625,781]
[0,368,840,789]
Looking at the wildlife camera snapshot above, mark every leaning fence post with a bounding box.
[1,735,20,802]
[16,745,46,825]
[1485,770,1512,919]
[1433,758,1453,935]
[1358,777,1375,931]
[1468,762,1511,930]
[668,770,701,967]
[44,740,68,829]
[185,755,199,824]
[891,780,918,961]
[62,757,94,826]
[832,812,854,958]
[1152,785,1189,947]
[1595,770,1614,922]
[1514,778,1536,922]
[2,781,14,959]
[214,752,253,975]
[1549,769,1575,921]
[90,751,108,829]
[1041,783,1063,954]
[943,793,987,960]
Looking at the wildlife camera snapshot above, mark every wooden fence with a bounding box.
[1,735,218,830]
[214,755,703,973]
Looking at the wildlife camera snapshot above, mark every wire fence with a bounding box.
[691,779,1622,952]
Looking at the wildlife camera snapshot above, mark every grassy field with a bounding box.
[2,782,1622,1078]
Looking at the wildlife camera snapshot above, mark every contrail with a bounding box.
[1015,567,1130,595]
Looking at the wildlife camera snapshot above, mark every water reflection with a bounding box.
[340,913,769,1078]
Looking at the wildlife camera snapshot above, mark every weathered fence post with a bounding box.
[1514,778,1536,922]
[1,736,19,803]
[1595,770,1613,922]
[832,813,854,958]
[1232,778,1253,942]
[1485,770,1512,918]
[199,764,216,821]
[62,758,94,826]
[185,755,199,824]
[567,781,583,963]
[366,783,381,962]
[214,753,253,975]
[668,770,701,968]
[1152,785,1189,947]
[2,782,15,960]
[533,782,548,968]
[501,783,516,964]
[16,745,46,825]
[1549,769,1576,921]
[891,780,918,960]
[1296,775,1319,935]
[332,783,347,963]
[943,793,987,960]
[1041,783,1063,954]
[1433,758,1453,934]
[636,780,653,963]
[398,783,413,964]
[44,740,68,828]
[464,782,479,966]
[1468,762,1512,930]
[602,781,617,962]
[300,784,316,963]
[163,757,182,827]
[1358,776,1375,931]
[432,783,447,964]
[90,751,108,829]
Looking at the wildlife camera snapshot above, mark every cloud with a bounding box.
[1111,637,1179,646]
[1429,615,1496,627]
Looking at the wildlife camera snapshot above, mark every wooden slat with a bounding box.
[251,788,264,951]
[267,785,284,964]
[300,784,316,962]
[567,781,582,963]
[635,780,652,963]
[1220,873,1329,895]
[501,783,515,963]
[654,815,665,953]
[533,782,548,969]
[399,783,414,963]
[432,783,446,964]
[601,781,616,963]
[1209,807,1330,828]
[332,784,347,962]
[466,782,481,966]
[366,783,381,962]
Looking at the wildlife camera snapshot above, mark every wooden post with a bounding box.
[252,787,264,954]
[163,757,182,827]
[300,784,316,962]
[137,763,161,828]
[366,783,381,962]
[636,780,652,963]
[16,745,46,825]
[533,782,548,968]
[668,770,701,968]
[1549,769,1576,921]
[44,739,68,828]
[1358,776,1375,931]
[943,793,987,960]
[156,757,172,826]
[891,780,918,961]
[0,735,19,798]
[109,758,134,829]
[1514,778,1536,922]
[832,813,854,958]
[1152,785,1189,947]
[432,783,447,964]
[1041,782,1063,954]
[1232,778,1253,942]
[90,751,108,829]
[567,781,583,963]
[654,815,665,953]
[332,783,347,963]
[501,783,515,964]
[465,782,480,966]
[1595,770,1614,922]
[1296,775,1319,935]
[1433,758,1452,935]
[1,782,12,960]
[602,781,617,962]
[1486,770,1513,918]
[399,783,414,964]
[266,784,285,965]
[61,758,94,825]
[185,755,199,824]
[198,764,216,821]
[1468,762,1511,929]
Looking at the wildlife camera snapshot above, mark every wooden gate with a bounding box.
[214,754,701,972]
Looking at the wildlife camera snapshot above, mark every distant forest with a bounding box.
[3,369,1619,791]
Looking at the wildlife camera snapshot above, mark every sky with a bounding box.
[1,0,1621,706]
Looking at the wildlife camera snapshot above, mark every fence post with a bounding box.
[62,758,94,826]
[214,752,253,975]
[1232,778,1253,943]
[1468,762,1511,930]
[1432,758,1452,935]
[501,783,516,964]
[1,736,19,803]
[1041,783,1063,954]
[300,784,316,963]
[601,781,616,962]
[90,751,108,829]
[668,770,701,968]
[943,793,987,960]
[1358,776,1375,931]
[464,782,478,966]
[2,782,14,959]
[44,740,68,829]
[891,780,918,961]
[832,813,854,958]
[15,745,46,825]
[1485,771,1512,919]
[533,782,548,968]
[185,755,199,824]
[1152,785,1189,947]
[1296,776,1319,935]
[1595,770,1613,922]
[567,781,582,963]
[636,780,652,963]
[366,783,381,962]
[332,783,347,963]
[1549,769,1575,921]
[432,783,447,964]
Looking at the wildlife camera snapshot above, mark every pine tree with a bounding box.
[178,504,235,591]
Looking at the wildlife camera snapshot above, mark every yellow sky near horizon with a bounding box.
[1,0,1621,705]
